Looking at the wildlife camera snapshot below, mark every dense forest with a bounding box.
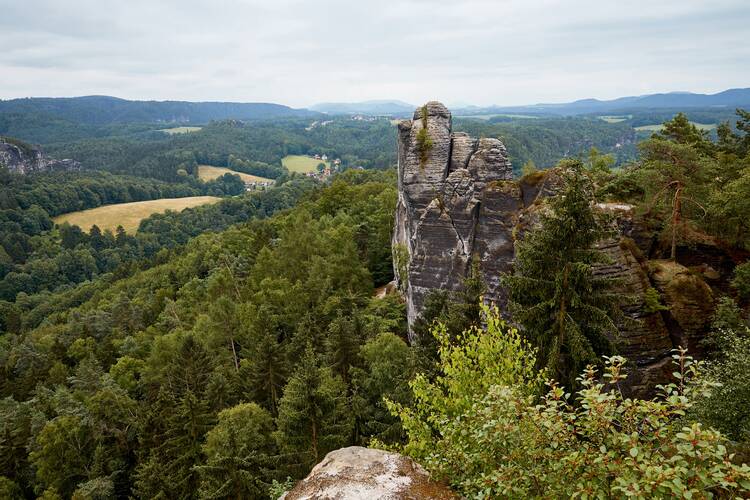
[1,104,750,498]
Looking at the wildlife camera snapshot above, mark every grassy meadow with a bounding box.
[282,154,330,173]
[53,196,222,233]
[197,165,274,184]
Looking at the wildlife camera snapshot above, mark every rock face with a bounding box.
[393,102,717,395]
[393,102,514,330]
[0,137,81,174]
[280,447,456,500]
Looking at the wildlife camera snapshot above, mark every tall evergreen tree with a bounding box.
[275,347,352,475]
[240,327,287,416]
[325,314,363,385]
[196,403,276,499]
[502,160,620,385]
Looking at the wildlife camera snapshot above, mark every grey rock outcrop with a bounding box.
[0,137,81,174]
[280,446,456,500]
[393,102,514,331]
[393,102,715,395]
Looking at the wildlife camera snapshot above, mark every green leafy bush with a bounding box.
[389,305,750,498]
[732,262,750,301]
[415,106,433,167]
[643,286,668,313]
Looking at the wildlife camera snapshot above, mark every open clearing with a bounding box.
[197,165,274,184]
[53,196,222,233]
[635,122,716,132]
[599,115,630,123]
[159,126,203,134]
[282,155,330,173]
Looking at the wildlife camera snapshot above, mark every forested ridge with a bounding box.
[1,107,750,498]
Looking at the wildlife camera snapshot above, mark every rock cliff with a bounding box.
[0,137,81,174]
[393,102,718,394]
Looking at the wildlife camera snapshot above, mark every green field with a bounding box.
[635,122,716,132]
[197,165,274,184]
[53,196,222,233]
[158,126,203,134]
[282,155,330,173]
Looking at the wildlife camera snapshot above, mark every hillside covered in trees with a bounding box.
[1,102,750,498]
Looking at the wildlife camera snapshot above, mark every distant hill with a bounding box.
[454,88,750,117]
[0,96,318,125]
[309,100,415,116]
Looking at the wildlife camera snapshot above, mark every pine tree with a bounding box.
[325,314,362,385]
[196,403,276,499]
[275,348,352,475]
[135,391,214,499]
[240,329,287,415]
[637,138,709,260]
[502,160,620,386]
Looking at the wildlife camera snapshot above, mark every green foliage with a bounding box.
[643,286,668,313]
[30,415,94,498]
[0,172,399,497]
[391,313,750,498]
[392,243,409,292]
[0,476,23,500]
[71,476,114,500]
[411,264,485,349]
[197,403,277,499]
[502,160,619,384]
[521,159,538,176]
[387,304,543,462]
[636,137,710,259]
[653,112,716,156]
[275,348,353,474]
[269,477,295,499]
[691,328,750,442]
[351,333,415,443]
[415,106,434,166]
[732,262,750,301]
[0,178,313,307]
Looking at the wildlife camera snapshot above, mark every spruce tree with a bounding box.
[275,347,352,475]
[240,327,287,416]
[325,314,363,385]
[196,403,276,499]
[502,160,620,386]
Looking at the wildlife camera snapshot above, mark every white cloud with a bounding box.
[0,0,748,106]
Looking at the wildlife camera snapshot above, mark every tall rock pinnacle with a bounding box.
[393,101,517,333]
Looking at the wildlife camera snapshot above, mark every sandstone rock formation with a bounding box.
[393,102,515,330]
[393,102,717,395]
[0,137,81,174]
[280,446,456,500]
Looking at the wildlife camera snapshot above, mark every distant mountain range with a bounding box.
[1,89,748,126]
[452,88,750,116]
[0,95,317,125]
[309,100,415,116]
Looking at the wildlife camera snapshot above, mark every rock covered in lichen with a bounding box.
[280,447,456,500]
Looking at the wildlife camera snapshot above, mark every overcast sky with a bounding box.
[1,0,748,107]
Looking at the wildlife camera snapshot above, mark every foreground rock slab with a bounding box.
[280,446,457,500]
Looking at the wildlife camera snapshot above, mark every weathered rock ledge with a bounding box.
[280,446,456,500]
